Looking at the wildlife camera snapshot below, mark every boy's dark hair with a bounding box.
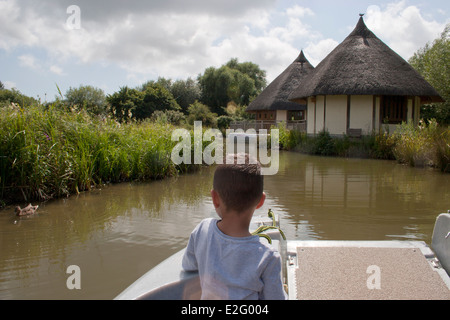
[213,153,263,212]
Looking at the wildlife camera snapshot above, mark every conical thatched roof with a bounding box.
[246,50,314,112]
[289,17,444,103]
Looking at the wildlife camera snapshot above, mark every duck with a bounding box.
[15,204,39,216]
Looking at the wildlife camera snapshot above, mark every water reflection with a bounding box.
[0,167,216,299]
[263,152,449,242]
[0,151,448,299]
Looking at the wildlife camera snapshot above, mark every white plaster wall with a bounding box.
[349,95,373,135]
[315,96,325,133]
[325,95,347,135]
[306,97,317,135]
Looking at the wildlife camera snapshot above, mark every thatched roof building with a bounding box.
[246,50,314,113]
[289,16,443,103]
[287,16,444,136]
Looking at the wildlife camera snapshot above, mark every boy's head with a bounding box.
[212,153,264,213]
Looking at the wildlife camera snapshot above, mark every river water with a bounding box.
[0,151,448,299]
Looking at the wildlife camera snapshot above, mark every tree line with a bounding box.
[0,58,265,129]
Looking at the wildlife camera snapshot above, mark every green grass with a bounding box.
[0,104,198,206]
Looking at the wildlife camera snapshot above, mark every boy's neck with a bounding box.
[217,211,253,238]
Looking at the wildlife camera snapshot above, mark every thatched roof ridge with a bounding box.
[289,17,444,103]
[246,50,314,112]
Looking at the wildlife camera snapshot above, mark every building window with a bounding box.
[258,111,275,120]
[381,96,407,124]
[288,111,304,121]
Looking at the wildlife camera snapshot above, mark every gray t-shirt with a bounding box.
[182,218,287,300]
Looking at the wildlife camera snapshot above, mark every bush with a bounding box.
[186,101,217,128]
[151,110,186,125]
[313,130,335,156]
[271,122,303,151]
[371,132,397,160]
[434,127,450,172]
[0,88,38,108]
[65,85,107,116]
[393,120,450,171]
[217,115,233,132]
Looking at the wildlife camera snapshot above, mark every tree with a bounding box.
[170,78,201,113]
[409,24,449,125]
[0,81,4,90]
[198,58,267,115]
[0,87,38,108]
[107,83,181,122]
[138,83,181,119]
[140,77,172,92]
[107,86,144,122]
[65,85,107,115]
[143,77,201,114]
[225,58,267,93]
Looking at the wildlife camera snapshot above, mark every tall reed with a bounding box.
[278,120,448,172]
[0,104,197,206]
[393,120,450,172]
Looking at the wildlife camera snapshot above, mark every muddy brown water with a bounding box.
[0,151,448,299]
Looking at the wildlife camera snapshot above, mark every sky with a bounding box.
[0,0,449,101]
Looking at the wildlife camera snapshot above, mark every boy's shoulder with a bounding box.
[192,218,280,254]
[191,217,217,234]
[196,217,217,228]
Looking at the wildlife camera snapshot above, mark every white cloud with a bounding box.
[286,5,314,18]
[365,1,446,59]
[18,54,40,70]
[0,0,37,50]
[50,65,64,75]
[1,0,324,84]
[2,0,447,92]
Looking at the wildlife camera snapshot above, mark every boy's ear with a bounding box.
[255,192,266,209]
[211,189,220,209]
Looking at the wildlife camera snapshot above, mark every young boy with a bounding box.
[182,153,287,300]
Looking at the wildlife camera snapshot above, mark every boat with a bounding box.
[115,212,450,300]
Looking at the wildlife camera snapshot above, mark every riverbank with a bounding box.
[2,104,448,208]
[0,104,200,208]
[275,121,450,173]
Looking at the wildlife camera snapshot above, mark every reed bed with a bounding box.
[0,104,196,206]
[278,121,449,172]
[393,120,450,172]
